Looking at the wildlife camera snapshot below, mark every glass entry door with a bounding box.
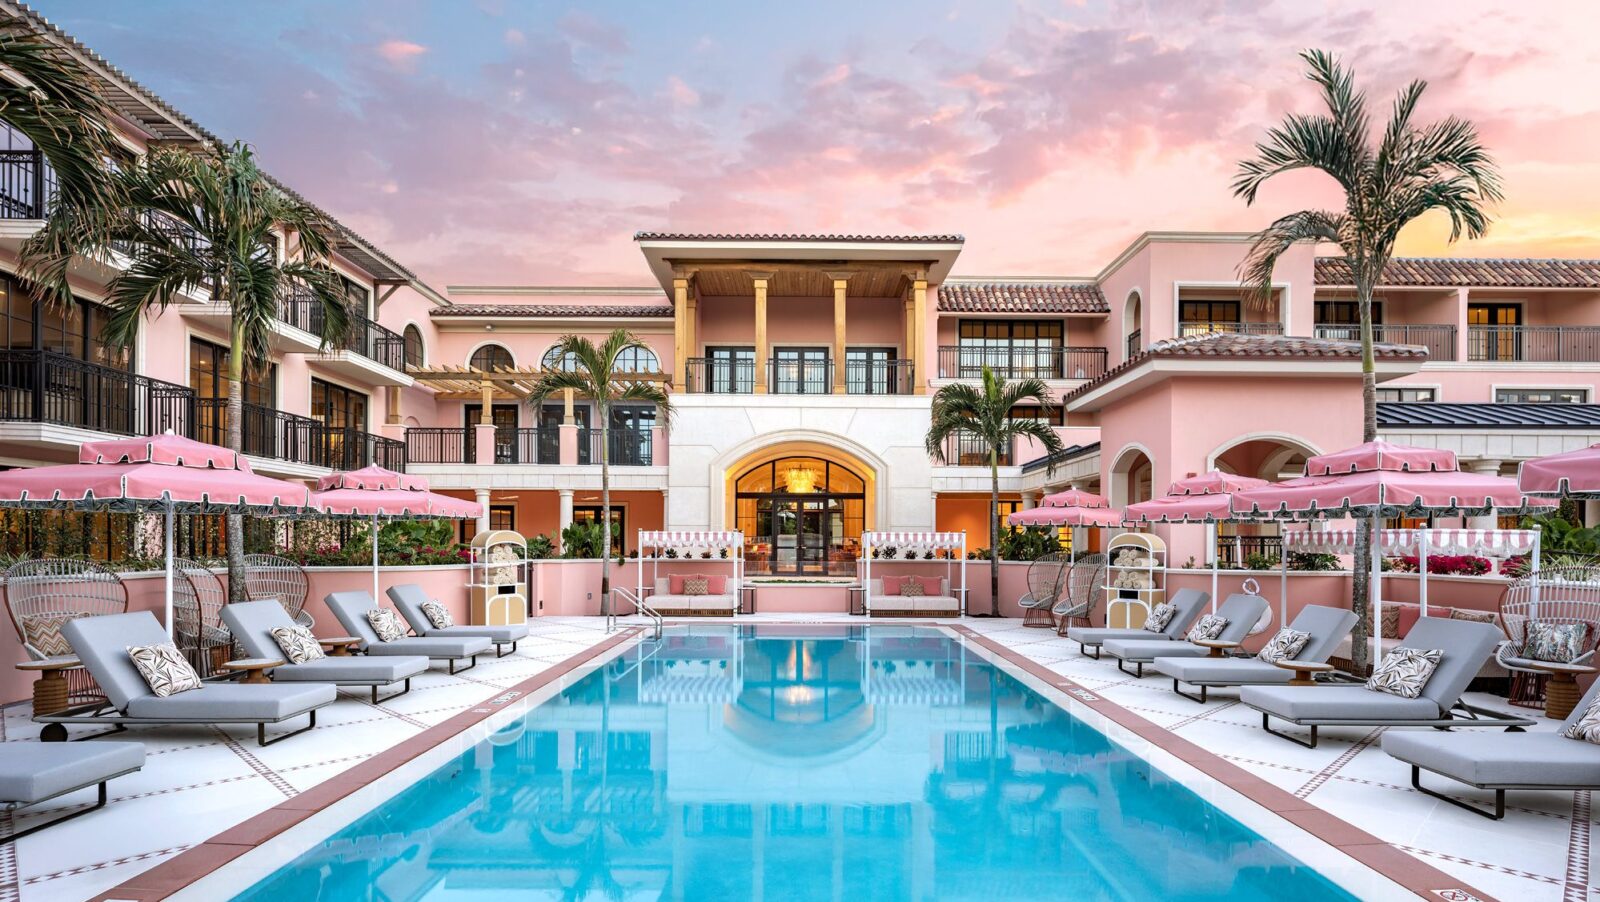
[760,498,848,575]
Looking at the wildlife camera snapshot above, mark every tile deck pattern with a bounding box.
[1,615,1593,901]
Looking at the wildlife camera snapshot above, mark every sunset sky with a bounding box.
[35,0,1600,289]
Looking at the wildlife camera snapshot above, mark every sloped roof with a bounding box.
[1315,256,1600,289]
[938,281,1108,314]
[431,303,673,318]
[633,231,963,243]
[1377,402,1600,430]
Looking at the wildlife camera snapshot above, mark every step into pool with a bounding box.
[229,625,1374,900]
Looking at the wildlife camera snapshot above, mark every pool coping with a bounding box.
[950,625,1497,902]
[92,626,642,901]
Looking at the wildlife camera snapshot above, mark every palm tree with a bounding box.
[1234,49,1502,669]
[526,330,673,617]
[32,141,353,601]
[926,366,1064,616]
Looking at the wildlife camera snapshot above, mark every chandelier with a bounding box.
[784,464,820,494]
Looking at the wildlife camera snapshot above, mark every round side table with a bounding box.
[16,656,81,716]
[1193,639,1241,658]
[1272,659,1336,687]
[1521,661,1600,720]
[319,637,362,657]
[220,658,284,685]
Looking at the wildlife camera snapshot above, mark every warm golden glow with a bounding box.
[784,464,820,494]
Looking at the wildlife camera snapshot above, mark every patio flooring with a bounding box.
[0,613,1591,901]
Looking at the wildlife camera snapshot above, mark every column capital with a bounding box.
[1466,458,1504,475]
[823,270,856,285]
[744,270,775,284]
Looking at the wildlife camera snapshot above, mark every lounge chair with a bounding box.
[1382,678,1600,819]
[387,584,528,657]
[1154,604,1358,703]
[222,600,428,703]
[1102,593,1270,678]
[41,612,334,746]
[0,741,143,842]
[1241,617,1535,748]
[1065,588,1210,659]
[325,592,491,674]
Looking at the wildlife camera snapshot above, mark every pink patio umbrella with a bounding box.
[307,466,482,601]
[0,434,313,636]
[1037,488,1112,509]
[1519,443,1600,498]
[1125,471,1271,614]
[1007,504,1125,528]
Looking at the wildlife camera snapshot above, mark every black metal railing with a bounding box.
[310,429,403,471]
[686,357,755,393]
[581,426,653,466]
[940,432,1012,467]
[1215,534,1283,568]
[767,358,833,394]
[1467,325,1600,363]
[844,358,912,394]
[1313,323,1457,361]
[0,148,53,219]
[195,399,324,467]
[1126,329,1142,359]
[936,345,1108,381]
[294,300,407,371]
[1178,321,1284,337]
[0,350,192,437]
[406,427,470,464]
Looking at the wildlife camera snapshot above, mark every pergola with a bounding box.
[405,364,669,422]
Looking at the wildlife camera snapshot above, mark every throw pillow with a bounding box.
[1380,605,1401,639]
[1257,628,1312,663]
[127,643,203,697]
[21,613,76,658]
[900,579,926,597]
[270,625,325,664]
[1365,647,1443,699]
[420,601,454,629]
[916,576,943,596]
[1186,614,1228,643]
[683,577,709,596]
[1562,697,1600,744]
[668,574,687,594]
[704,575,727,595]
[1143,603,1177,633]
[367,608,407,642]
[1448,608,1496,625]
[1523,622,1590,664]
[881,576,906,596]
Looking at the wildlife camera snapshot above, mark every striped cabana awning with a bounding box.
[1284,528,1539,557]
[639,530,744,549]
[862,531,966,550]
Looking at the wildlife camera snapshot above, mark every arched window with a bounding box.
[617,345,659,373]
[402,325,424,370]
[470,343,513,372]
[541,345,579,372]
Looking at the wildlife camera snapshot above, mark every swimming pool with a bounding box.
[228,625,1371,900]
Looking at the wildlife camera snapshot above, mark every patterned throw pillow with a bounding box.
[1380,605,1402,639]
[683,577,709,596]
[1186,614,1228,643]
[270,625,325,665]
[1143,603,1177,633]
[367,608,407,642]
[1365,647,1443,699]
[127,643,203,697]
[1523,622,1590,664]
[1449,608,1496,625]
[420,601,454,629]
[900,579,925,597]
[21,613,76,658]
[1561,697,1600,744]
[1257,628,1312,663]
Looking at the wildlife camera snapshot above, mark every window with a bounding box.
[609,405,656,466]
[312,378,368,430]
[573,505,625,554]
[1179,300,1241,326]
[465,404,519,463]
[1376,387,1436,403]
[541,345,578,371]
[1315,300,1382,325]
[771,347,830,394]
[1469,303,1521,362]
[402,325,423,370]
[1496,387,1588,404]
[845,347,898,394]
[0,275,130,368]
[955,320,1063,378]
[190,339,275,405]
[489,505,515,532]
[1007,404,1064,425]
[471,344,513,372]
[341,276,370,313]
[959,320,1062,345]
[703,346,754,393]
[616,345,658,373]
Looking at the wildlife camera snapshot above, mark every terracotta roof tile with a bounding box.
[431,304,674,318]
[633,231,963,243]
[1315,256,1600,288]
[1065,332,1428,403]
[938,281,1108,314]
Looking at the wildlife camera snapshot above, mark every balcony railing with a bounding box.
[314,428,404,471]
[939,433,1012,467]
[1313,323,1458,361]
[1126,329,1142,359]
[1468,325,1600,363]
[767,358,833,395]
[0,350,192,437]
[844,358,912,394]
[582,426,654,466]
[405,427,469,464]
[1216,534,1282,568]
[686,357,754,394]
[1178,321,1284,337]
[195,399,324,467]
[408,424,655,465]
[471,426,560,465]
[0,148,53,219]
[291,299,407,371]
[937,345,1108,381]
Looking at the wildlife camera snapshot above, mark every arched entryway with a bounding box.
[1109,443,1155,508]
[1209,433,1320,566]
[729,447,874,576]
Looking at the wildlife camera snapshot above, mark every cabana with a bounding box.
[861,531,966,617]
[636,530,744,616]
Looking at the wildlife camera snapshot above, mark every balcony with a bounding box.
[767,358,833,395]
[0,350,192,440]
[1126,329,1142,359]
[583,426,654,466]
[406,425,654,467]
[1313,323,1458,361]
[844,358,912,394]
[686,358,753,394]
[1177,321,1284,338]
[1467,326,1600,363]
[309,307,411,385]
[686,357,912,394]
[939,433,1012,467]
[0,148,54,220]
[937,345,1108,381]
[195,398,404,471]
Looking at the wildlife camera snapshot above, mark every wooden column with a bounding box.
[826,272,853,392]
[562,388,575,424]
[685,289,698,377]
[903,291,916,386]
[750,272,772,394]
[385,385,402,425]
[672,276,689,391]
[478,378,493,423]
[912,277,928,393]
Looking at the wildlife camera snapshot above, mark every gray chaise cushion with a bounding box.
[1069,588,1210,647]
[1211,594,1270,644]
[0,742,144,803]
[1381,731,1600,788]
[222,601,429,683]
[365,635,490,658]
[1240,685,1440,721]
[61,612,171,710]
[1291,605,1359,662]
[1401,617,1503,712]
[388,584,528,643]
[1154,657,1290,685]
[325,591,387,646]
[1067,627,1153,647]
[1105,594,1267,663]
[125,682,335,721]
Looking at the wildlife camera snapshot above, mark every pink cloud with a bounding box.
[375,39,427,70]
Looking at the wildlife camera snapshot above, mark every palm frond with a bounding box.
[1238,210,1347,307]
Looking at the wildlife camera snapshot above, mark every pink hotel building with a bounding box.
[4,7,1600,591]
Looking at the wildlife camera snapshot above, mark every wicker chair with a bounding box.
[1497,566,1600,709]
[3,558,129,707]
[173,559,232,678]
[1054,553,1108,636]
[1019,553,1069,628]
[243,553,313,628]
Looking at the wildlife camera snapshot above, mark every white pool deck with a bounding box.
[0,614,1589,902]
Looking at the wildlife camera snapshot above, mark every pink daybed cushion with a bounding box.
[704,575,726,594]
[916,576,943,596]
[669,574,686,594]
[882,576,906,595]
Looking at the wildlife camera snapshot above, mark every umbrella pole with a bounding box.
[1209,523,1218,613]
[372,512,380,602]
[164,502,175,638]
[1369,511,1382,667]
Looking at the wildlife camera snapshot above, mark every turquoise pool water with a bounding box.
[234,625,1357,901]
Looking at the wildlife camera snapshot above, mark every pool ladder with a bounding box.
[608,586,663,641]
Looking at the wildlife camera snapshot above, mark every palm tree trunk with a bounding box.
[225,317,247,603]
[599,408,611,619]
[1349,277,1378,673]
[989,450,1000,617]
